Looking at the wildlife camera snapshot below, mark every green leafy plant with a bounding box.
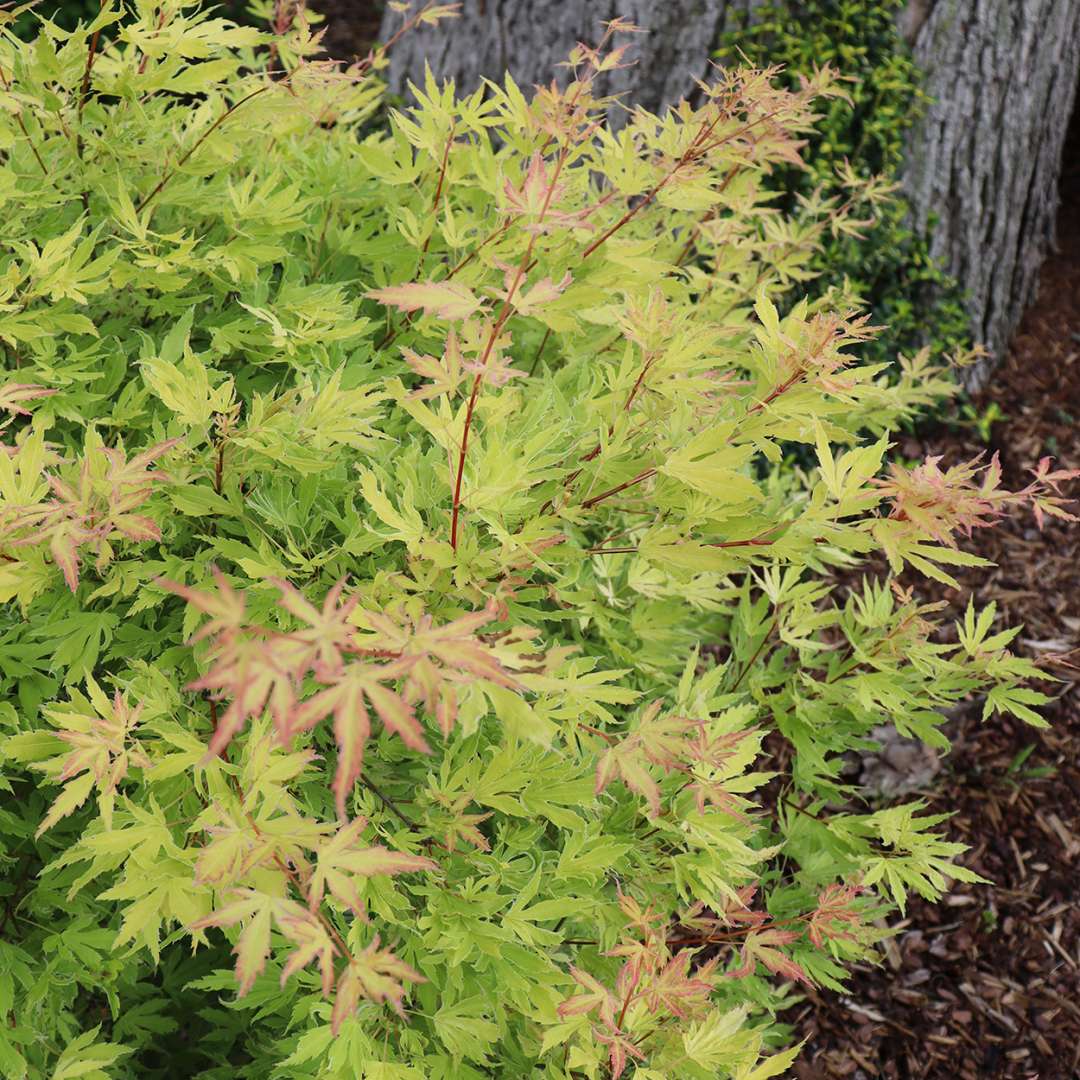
[716,0,971,370]
[1,4,1076,1077]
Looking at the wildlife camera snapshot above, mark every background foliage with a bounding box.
[717,0,971,369]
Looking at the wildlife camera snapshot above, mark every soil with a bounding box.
[788,113,1080,1080]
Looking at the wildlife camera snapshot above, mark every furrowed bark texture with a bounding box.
[377,0,764,115]
[901,0,1080,386]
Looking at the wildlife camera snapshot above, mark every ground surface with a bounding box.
[788,137,1080,1080]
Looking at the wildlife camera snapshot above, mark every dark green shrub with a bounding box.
[717,0,971,367]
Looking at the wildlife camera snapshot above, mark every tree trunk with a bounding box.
[377,1,1080,384]
[900,0,1080,387]
[377,0,760,116]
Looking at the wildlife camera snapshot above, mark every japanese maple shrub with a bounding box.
[0,4,1075,1078]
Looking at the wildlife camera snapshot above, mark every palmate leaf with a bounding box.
[308,816,436,916]
[366,280,484,321]
[191,889,338,998]
[293,659,429,820]
[330,938,425,1034]
[34,678,148,834]
[357,601,522,735]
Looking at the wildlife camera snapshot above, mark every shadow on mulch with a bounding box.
[789,110,1080,1080]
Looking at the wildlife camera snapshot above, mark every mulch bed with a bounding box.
[789,124,1080,1080]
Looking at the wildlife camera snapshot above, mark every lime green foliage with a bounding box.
[0,5,1073,1078]
[717,0,971,367]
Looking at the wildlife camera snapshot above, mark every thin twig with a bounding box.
[135,86,271,214]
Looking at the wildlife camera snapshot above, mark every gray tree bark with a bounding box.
[900,0,1080,387]
[377,0,762,115]
[377,1,1080,384]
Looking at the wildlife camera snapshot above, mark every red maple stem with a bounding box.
[0,61,47,176]
[449,146,572,549]
[421,122,457,257]
[578,103,790,267]
[579,466,657,511]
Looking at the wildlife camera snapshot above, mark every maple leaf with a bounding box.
[0,382,56,417]
[159,566,247,643]
[274,902,338,997]
[271,577,359,680]
[194,815,278,886]
[595,739,663,816]
[728,928,810,985]
[403,330,464,400]
[500,154,599,234]
[192,890,275,996]
[366,280,484,321]
[806,882,866,948]
[639,950,716,1019]
[293,659,429,820]
[5,438,176,590]
[493,268,573,318]
[357,601,519,736]
[681,888,768,933]
[188,634,300,761]
[330,936,425,1033]
[462,347,527,389]
[594,1026,646,1080]
[556,965,619,1030]
[429,792,492,851]
[192,889,341,999]
[594,702,697,817]
[36,677,149,835]
[308,815,436,916]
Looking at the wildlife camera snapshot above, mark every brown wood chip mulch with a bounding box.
[789,132,1080,1080]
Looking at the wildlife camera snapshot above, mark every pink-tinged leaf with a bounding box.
[807,882,866,948]
[366,280,483,321]
[594,1027,646,1080]
[110,514,162,542]
[49,525,81,592]
[271,577,359,680]
[234,905,273,996]
[331,683,371,822]
[309,816,436,915]
[0,383,56,415]
[557,965,618,1030]
[158,566,246,641]
[731,928,811,987]
[503,271,572,318]
[330,937,425,1034]
[403,331,464,400]
[191,891,273,997]
[190,636,298,761]
[295,662,427,820]
[594,742,662,817]
[364,680,429,753]
[640,950,715,1019]
[275,902,338,997]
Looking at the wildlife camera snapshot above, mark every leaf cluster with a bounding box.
[0,5,1073,1078]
